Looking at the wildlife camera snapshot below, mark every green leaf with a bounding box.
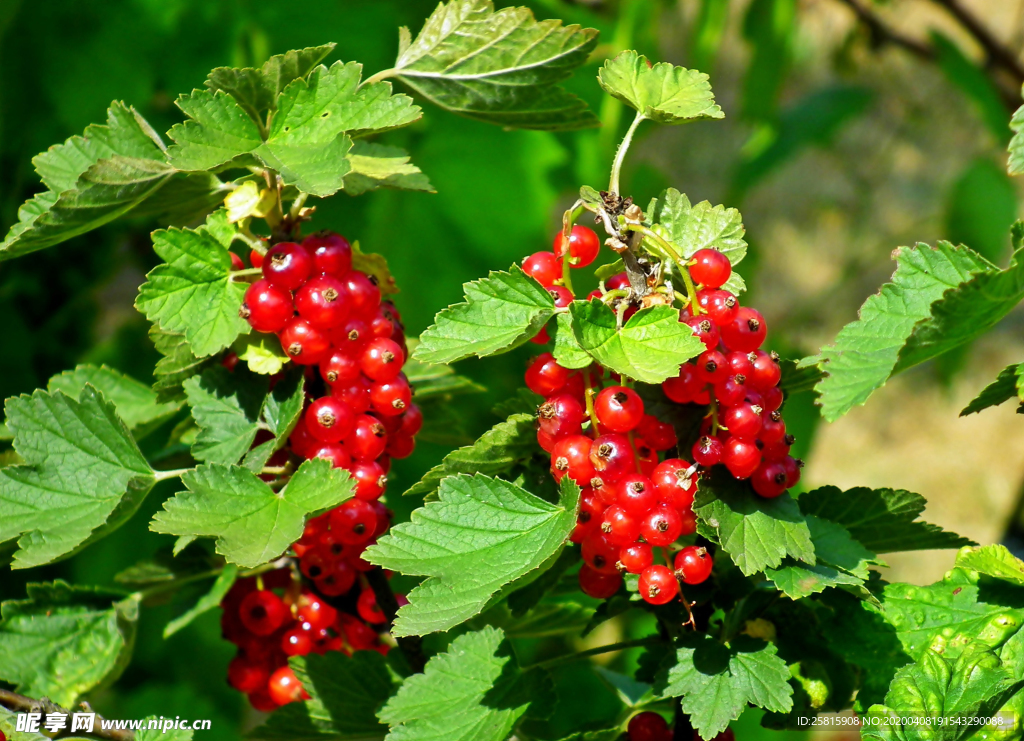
[403,413,536,498]
[150,325,212,403]
[0,386,155,569]
[182,366,266,466]
[378,626,552,741]
[598,51,724,125]
[764,515,878,599]
[366,475,580,636]
[135,211,250,357]
[253,650,396,741]
[263,45,340,99]
[692,468,814,576]
[150,459,353,568]
[798,485,973,553]
[0,581,139,706]
[47,364,181,439]
[654,634,792,738]
[652,189,746,266]
[779,358,824,396]
[477,600,594,639]
[957,545,1024,587]
[233,332,290,375]
[811,242,990,421]
[163,563,238,638]
[570,300,704,384]
[343,141,434,196]
[1010,90,1024,176]
[166,89,264,171]
[551,312,592,370]
[138,721,194,741]
[402,344,486,400]
[961,363,1024,416]
[594,259,625,282]
[393,0,598,131]
[414,266,556,364]
[0,706,49,741]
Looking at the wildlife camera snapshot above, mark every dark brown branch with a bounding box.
[930,0,1024,84]
[834,0,935,61]
[364,568,427,673]
[0,689,134,741]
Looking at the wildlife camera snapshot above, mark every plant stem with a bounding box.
[152,468,190,482]
[560,248,575,295]
[137,568,224,601]
[608,111,645,194]
[0,689,134,741]
[527,636,662,671]
[583,370,601,438]
[289,192,309,220]
[364,568,427,673]
[362,68,398,87]
[229,267,263,280]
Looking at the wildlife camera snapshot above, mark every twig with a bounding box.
[0,689,134,741]
[364,568,427,673]
[526,636,664,671]
[930,0,1024,83]
[833,0,934,61]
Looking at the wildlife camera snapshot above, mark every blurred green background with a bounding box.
[2,0,1023,737]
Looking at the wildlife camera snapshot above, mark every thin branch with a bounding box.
[0,689,134,741]
[525,636,664,671]
[833,0,935,61]
[930,0,1024,83]
[364,568,427,673]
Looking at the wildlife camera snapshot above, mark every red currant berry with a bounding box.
[295,275,349,330]
[783,456,803,488]
[578,488,607,528]
[748,350,781,391]
[715,375,748,407]
[332,377,372,415]
[370,311,396,339]
[721,307,767,352]
[639,565,679,605]
[310,443,352,469]
[343,271,382,318]
[315,560,357,596]
[637,415,677,451]
[628,711,670,741]
[581,531,620,575]
[250,249,265,269]
[578,564,622,599]
[370,376,412,416]
[594,386,644,433]
[697,350,729,384]
[547,285,574,308]
[360,338,406,382]
[386,433,416,459]
[675,545,713,584]
[522,251,561,286]
[299,549,329,580]
[279,317,330,364]
[538,428,557,453]
[679,507,698,537]
[550,434,597,485]
[762,434,793,463]
[331,316,370,354]
[238,590,289,636]
[350,460,388,500]
[761,386,783,413]
[640,505,684,547]
[345,415,388,461]
[525,353,571,397]
[282,627,315,656]
[652,459,696,510]
[303,231,352,277]
[330,499,378,545]
[722,402,763,440]
[606,272,630,291]
[684,316,721,350]
[696,289,738,325]
[690,249,732,288]
[400,404,423,436]
[589,433,635,482]
[692,436,724,467]
[554,225,601,268]
[241,279,294,333]
[268,666,310,706]
[752,461,789,498]
[725,351,754,378]
[722,437,761,479]
[305,397,355,444]
[538,394,585,437]
[618,542,654,574]
[263,242,313,290]
[227,655,270,694]
[616,474,657,515]
[319,350,360,387]
[600,504,641,546]
[662,363,702,404]
[759,410,786,445]
[357,588,386,624]
[296,593,337,630]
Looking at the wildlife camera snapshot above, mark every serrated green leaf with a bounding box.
[594,259,625,282]
[164,563,237,638]
[402,344,486,400]
[233,332,290,375]
[47,364,181,440]
[654,634,792,738]
[0,386,155,569]
[0,706,49,741]
[551,311,592,369]
[1009,92,1024,176]
[343,141,434,196]
[366,475,579,636]
[961,364,1024,416]
[150,325,212,403]
[765,515,879,599]
[779,358,824,396]
[957,545,1024,587]
[393,0,598,131]
[570,300,704,384]
[652,189,746,266]
[135,211,250,357]
[379,626,552,741]
[798,485,973,553]
[414,266,556,364]
[811,242,991,421]
[598,51,724,125]
[244,366,306,472]
[166,89,264,171]
[403,413,536,498]
[150,459,354,568]
[183,366,266,466]
[692,468,814,576]
[0,581,139,706]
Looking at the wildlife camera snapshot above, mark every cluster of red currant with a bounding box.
[628,711,736,741]
[221,567,399,712]
[660,249,801,498]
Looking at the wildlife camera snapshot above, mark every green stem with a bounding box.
[583,371,601,438]
[527,636,663,671]
[623,224,701,313]
[137,568,223,601]
[608,111,645,194]
[362,68,397,87]
[229,267,263,280]
[560,248,575,295]
[289,192,309,220]
[153,468,190,482]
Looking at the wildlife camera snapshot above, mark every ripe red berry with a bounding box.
[268,666,310,706]
[628,711,670,741]
[279,317,330,364]
[400,404,423,437]
[690,249,732,288]
[386,433,416,459]
[296,593,337,630]
[722,402,763,440]
[303,231,352,277]
[759,410,786,445]
[310,443,352,469]
[697,350,728,385]
[715,375,748,407]
[538,394,585,438]
[345,415,389,461]
[350,460,388,500]
[331,316,370,354]
[692,436,724,467]
[695,289,738,325]
[250,249,265,269]
[238,590,289,636]
[748,350,781,391]
[550,434,597,485]
[640,505,684,547]
[319,350,361,386]
[651,459,696,510]
[600,504,641,546]
[332,377,372,414]
[553,225,601,268]
[578,489,607,529]
[617,474,657,515]
[639,565,679,605]
[315,560,357,596]
[662,363,702,404]
[752,461,789,498]
[783,455,803,488]
[589,434,635,482]
[295,274,349,330]
[684,316,721,350]
[282,627,315,656]
[547,285,574,308]
[637,415,677,451]
[721,307,767,353]
[581,532,620,575]
[525,353,571,397]
[605,272,630,291]
[227,656,270,693]
[594,386,644,433]
[761,385,783,412]
[306,397,355,443]
[330,499,378,545]
[357,588,387,624]
[578,564,622,599]
[360,338,406,382]
[618,542,654,574]
[370,376,412,416]
[522,251,561,287]
[343,271,382,318]
[242,279,294,333]
[675,545,713,584]
[263,242,313,290]
[722,438,761,479]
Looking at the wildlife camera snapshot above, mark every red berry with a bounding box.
[616,474,657,515]
[679,507,698,537]
[299,549,330,580]
[331,316,370,354]
[370,376,412,416]
[651,459,696,510]
[250,249,265,269]
[268,666,310,706]
[343,271,382,318]
[606,272,630,291]
[690,249,732,288]
[227,656,270,693]
[310,443,352,469]
[525,353,571,396]
[762,434,793,463]
[345,415,389,461]
[360,338,406,382]
[675,545,713,584]
[330,499,378,544]
[725,351,754,378]
[715,375,748,407]
[663,364,702,404]
[296,593,337,630]
[315,560,357,596]
[248,689,280,713]
[639,565,679,605]
[578,488,607,529]
[594,386,644,433]
[752,460,789,498]
[696,289,738,325]
[748,350,781,391]
[306,397,355,444]
[722,438,761,479]
[522,251,561,287]
[600,504,641,546]
[386,433,416,459]
[531,326,551,344]
[282,627,315,656]
[581,531,620,575]
[618,542,654,574]
[400,404,423,436]
[637,415,677,451]
[721,307,767,352]
[263,242,313,290]
[550,434,597,485]
[761,385,784,412]
[722,402,763,440]
[692,436,723,467]
[640,505,684,547]
[242,279,294,333]
[628,711,670,741]
[783,455,803,488]
[759,410,786,445]
[357,588,387,624]
[319,350,361,387]
[553,225,601,268]
[332,377,372,414]
[537,394,585,437]
[279,317,330,364]
[696,730,735,741]
[239,590,289,636]
[547,285,574,308]
[578,564,622,599]
[684,316,721,350]
[303,231,352,277]
[351,460,388,500]
[697,350,728,385]
[589,434,635,482]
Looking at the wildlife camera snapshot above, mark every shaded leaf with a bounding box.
[961,363,1024,416]
[343,141,434,195]
[164,564,238,638]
